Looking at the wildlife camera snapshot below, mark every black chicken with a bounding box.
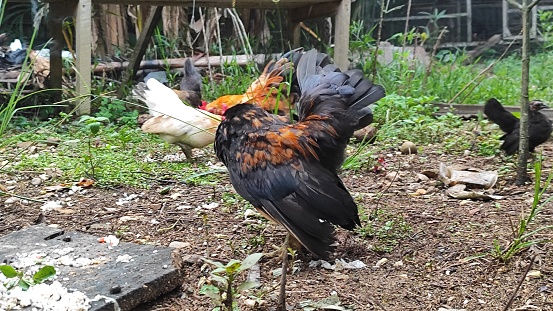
[214,49,385,308]
[484,98,552,155]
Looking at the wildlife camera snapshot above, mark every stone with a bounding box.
[400,141,418,154]
[0,225,182,311]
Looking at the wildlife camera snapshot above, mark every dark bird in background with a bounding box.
[174,58,203,107]
[484,98,552,155]
[214,49,385,308]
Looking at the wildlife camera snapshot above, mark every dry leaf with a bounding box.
[77,179,95,188]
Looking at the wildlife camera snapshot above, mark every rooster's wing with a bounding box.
[215,110,359,259]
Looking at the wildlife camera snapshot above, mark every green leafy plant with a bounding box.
[200,253,263,311]
[493,157,553,262]
[78,115,109,180]
[94,97,138,126]
[0,265,56,290]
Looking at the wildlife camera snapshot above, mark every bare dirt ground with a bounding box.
[1,138,553,311]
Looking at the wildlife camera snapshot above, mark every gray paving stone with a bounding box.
[0,225,182,311]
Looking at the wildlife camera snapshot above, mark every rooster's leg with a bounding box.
[264,234,301,261]
[276,234,290,311]
[176,144,194,162]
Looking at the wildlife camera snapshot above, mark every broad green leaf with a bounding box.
[32,265,56,283]
[212,267,227,275]
[78,115,92,124]
[0,265,18,278]
[18,279,30,291]
[199,284,222,301]
[236,253,263,273]
[89,122,101,135]
[225,261,241,274]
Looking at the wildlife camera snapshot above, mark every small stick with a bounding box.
[503,254,537,311]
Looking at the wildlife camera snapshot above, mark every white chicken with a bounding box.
[133,78,221,161]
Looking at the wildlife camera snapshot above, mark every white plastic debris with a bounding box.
[309,259,366,270]
[40,201,63,211]
[98,235,119,247]
[116,254,133,263]
[201,202,219,209]
[9,39,22,51]
[116,193,138,205]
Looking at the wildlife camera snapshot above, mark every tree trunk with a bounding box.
[514,0,541,185]
[516,0,531,185]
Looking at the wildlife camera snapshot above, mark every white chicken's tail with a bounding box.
[133,78,182,117]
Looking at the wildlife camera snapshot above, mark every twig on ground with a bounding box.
[503,254,537,311]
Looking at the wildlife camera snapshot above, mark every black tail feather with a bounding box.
[484,98,519,134]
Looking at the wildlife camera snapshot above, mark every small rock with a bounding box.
[410,188,427,196]
[63,139,81,146]
[400,141,417,154]
[463,150,471,157]
[352,125,377,143]
[527,270,541,279]
[109,285,122,294]
[170,192,182,200]
[394,260,404,267]
[17,141,34,149]
[385,172,400,182]
[416,173,429,182]
[4,197,19,204]
[243,299,258,307]
[374,257,388,267]
[169,241,191,249]
[45,137,61,145]
[31,177,42,185]
[158,186,171,195]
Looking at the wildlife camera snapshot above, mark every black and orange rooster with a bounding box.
[204,57,296,117]
[484,98,552,155]
[214,49,385,308]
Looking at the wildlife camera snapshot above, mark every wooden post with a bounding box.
[334,0,351,71]
[48,1,65,103]
[502,0,510,37]
[290,21,301,48]
[118,6,163,98]
[75,0,92,115]
[466,0,472,42]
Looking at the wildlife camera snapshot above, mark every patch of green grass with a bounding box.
[3,122,223,188]
[356,206,412,253]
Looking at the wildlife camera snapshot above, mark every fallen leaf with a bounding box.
[77,179,95,188]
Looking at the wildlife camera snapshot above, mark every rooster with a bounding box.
[214,49,385,308]
[133,78,221,161]
[204,56,297,117]
[484,98,552,155]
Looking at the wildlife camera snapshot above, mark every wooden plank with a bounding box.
[334,0,350,71]
[288,2,340,23]
[94,54,280,73]
[44,0,337,9]
[75,0,92,115]
[118,6,163,98]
